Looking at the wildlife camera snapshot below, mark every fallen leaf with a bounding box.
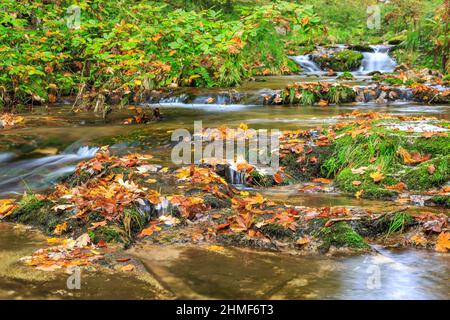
[355,190,364,199]
[273,172,283,184]
[296,237,310,245]
[205,245,225,252]
[352,180,362,186]
[75,233,91,248]
[53,222,68,235]
[312,178,332,184]
[138,225,161,237]
[435,232,450,253]
[90,220,107,230]
[427,164,436,175]
[120,264,135,272]
[384,182,406,192]
[410,235,427,246]
[397,147,431,165]
[370,171,384,183]
[0,199,17,218]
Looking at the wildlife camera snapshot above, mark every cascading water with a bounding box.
[0,145,99,196]
[290,55,322,73]
[226,166,246,186]
[360,45,397,73]
[291,45,397,74]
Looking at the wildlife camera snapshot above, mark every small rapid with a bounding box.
[0,145,98,197]
[291,44,397,74]
[360,45,397,73]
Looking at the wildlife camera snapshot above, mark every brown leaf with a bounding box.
[384,182,406,192]
[273,172,283,184]
[352,180,362,186]
[427,164,436,175]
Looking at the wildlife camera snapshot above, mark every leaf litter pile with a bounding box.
[1,112,449,273]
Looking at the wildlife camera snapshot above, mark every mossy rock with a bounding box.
[402,155,450,191]
[327,85,356,104]
[259,223,295,240]
[387,34,406,45]
[337,71,354,80]
[347,45,374,52]
[203,195,232,209]
[425,195,450,208]
[312,50,363,71]
[317,221,369,251]
[282,147,332,182]
[9,196,59,233]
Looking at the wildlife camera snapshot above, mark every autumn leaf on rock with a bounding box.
[53,222,68,235]
[120,264,135,272]
[410,235,428,246]
[296,236,310,246]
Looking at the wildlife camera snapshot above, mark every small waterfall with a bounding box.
[290,55,322,73]
[0,145,99,196]
[226,166,246,186]
[360,45,396,73]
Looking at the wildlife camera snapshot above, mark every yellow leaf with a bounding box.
[355,190,364,199]
[205,245,225,252]
[369,171,384,183]
[0,199,17,218]
[239,122,248,131]
[53,222,68,235]
[410,235,427,246]
[435,232,450,252]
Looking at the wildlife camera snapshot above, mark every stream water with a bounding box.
[0,47,449,299]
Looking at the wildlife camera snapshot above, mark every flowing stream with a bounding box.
[291,44,397,74]
[0,66,449,299]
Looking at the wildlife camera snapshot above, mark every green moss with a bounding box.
[382,77,414,86]
[337,71,354,80]
[313,50,363,71]
[426,196,450,208]
[259,223,295,240]
[402,155,450,190]
[204,195,232,209]
[334,168,397,199]
[317,221,368,251]
[10,195,58,233]
[327,85,356,104]
[412,135,450,156]
[92,225,127,244]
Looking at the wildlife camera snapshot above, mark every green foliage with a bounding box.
[0,0,322,108]
[386,212,413,237]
